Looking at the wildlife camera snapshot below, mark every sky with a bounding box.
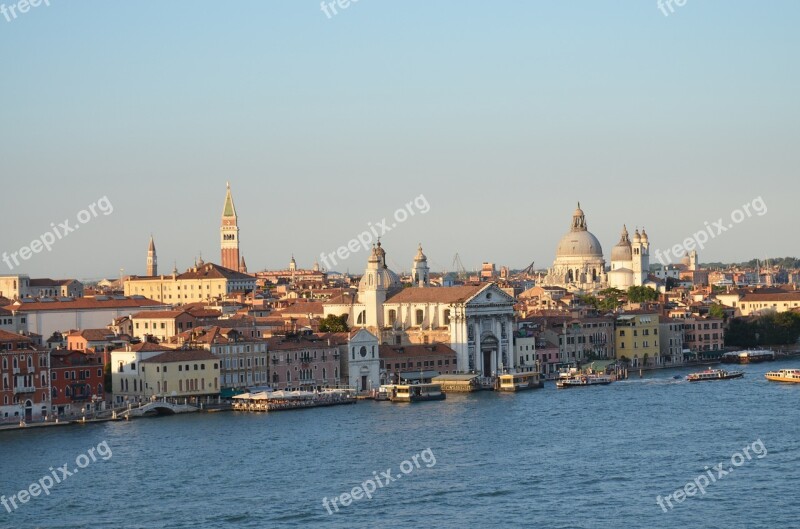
[1,1,798,280]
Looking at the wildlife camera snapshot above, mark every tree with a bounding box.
[627,286,659,303]
[596,288,623,312]
[319,314,349,333]
[708,304,726,320]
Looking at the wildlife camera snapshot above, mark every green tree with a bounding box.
[627,286,659,303]
[708,304,726,320]
[319,314,349,333]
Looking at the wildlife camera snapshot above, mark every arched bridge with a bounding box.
[118,401,199,418]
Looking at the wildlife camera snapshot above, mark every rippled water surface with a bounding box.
[2,360,799,528]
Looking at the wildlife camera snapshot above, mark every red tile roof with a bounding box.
[386,285,485,304]
[379,343,456,359]
[140,349,217,364]
[5,297,164,312]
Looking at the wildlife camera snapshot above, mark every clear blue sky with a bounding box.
[1,1,798,279]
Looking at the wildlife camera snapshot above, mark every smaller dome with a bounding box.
[641,228,649,243]
[612,225,632,262]
[632,229,642,243]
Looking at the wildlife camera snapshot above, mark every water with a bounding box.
[2,360,799,529]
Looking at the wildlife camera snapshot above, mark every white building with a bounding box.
[323,243,516,377]
[343,329,380,392]
[607,225,651,289]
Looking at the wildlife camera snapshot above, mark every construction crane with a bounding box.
[453,253,468,281]
[521,260,536,276]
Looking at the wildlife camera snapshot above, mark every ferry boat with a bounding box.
[721,350,775,364]
[765,369,800,383]
[686,368,744,382]
[497,372,544,392]
[389,383,446,402]
[556,373,613,389]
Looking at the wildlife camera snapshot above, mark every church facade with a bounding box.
[323,243,516,377]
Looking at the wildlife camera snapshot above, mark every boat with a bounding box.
[556,373,614,389]
[231,389,356,411]
[686,368,744,382]
[497,372,544,392]
[721,350,775,364]
[388,383,446,402]
[765,369,800,383]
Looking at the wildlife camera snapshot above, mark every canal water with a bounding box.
[2,360,799,528]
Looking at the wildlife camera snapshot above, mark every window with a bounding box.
[415,310,424,326]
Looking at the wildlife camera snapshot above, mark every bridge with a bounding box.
[117,401,199,419]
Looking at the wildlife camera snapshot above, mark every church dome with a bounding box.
[556,231,604,258]
[358,265,402,291]
[555,203,603,259]
[611,225,632,262]
[414,243,427,262]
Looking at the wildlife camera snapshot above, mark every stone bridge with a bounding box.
[118,401,199,418]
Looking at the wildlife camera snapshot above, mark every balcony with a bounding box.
[14,385,36,394]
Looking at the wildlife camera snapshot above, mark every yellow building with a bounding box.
[615,312,660,368]
[139,349,220,399]
[124,262,256,304]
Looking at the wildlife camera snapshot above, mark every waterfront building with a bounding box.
[683,317,725,356]
[615,312,660,368]
[167,326,269,394]
[337,329,381,392]
[658,319,686,367]
[124,261,256,304]
[0,330,50,421]
[49,350,105,416]
[323,242,516,377]
[378,343,457,384]
[3,296,165,344]
[266,335,342,391]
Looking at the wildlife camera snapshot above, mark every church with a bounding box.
[323,242,517,377]
[542,203,655,292]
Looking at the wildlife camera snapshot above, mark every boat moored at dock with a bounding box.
[765,369,800,383]
[721,350,775,364]
[231,389,356,412]
[388,383,446,402]
[686,368,744,382]
[497,372,544,392]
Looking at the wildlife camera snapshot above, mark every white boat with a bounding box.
[686,368,743,382]
[556,373,613,389]
[389,383,446,402]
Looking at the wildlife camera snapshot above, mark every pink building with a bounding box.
[266,335,341,390]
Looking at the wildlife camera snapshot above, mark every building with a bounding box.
[124,262,256,304]
[3,296,165,350]
[66,329,127,357]
[147,236,158,277]
[341,329,381,392]
[168,326,269,394]
[111,344,219,402]
[0,306,28,335]
[683,317,725,356]
[658,319,686,367]
[323,242,517,378]
[534,316,615,365]
[716,288,800,317]
[0,330,50,422]
[542,204,607,290]
[220,182,245,272]
[130,310,198,342]
[378,343,458,384]
[607,225,651,289]
[0,275,83,300]
[49,350,105,416]
[267,335,342,390]
[615,312,660,368]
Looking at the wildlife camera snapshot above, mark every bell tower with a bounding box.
[146,235,157,277]
[220,182,241,272]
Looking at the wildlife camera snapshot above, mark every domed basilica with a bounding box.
[542,204,652,292]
